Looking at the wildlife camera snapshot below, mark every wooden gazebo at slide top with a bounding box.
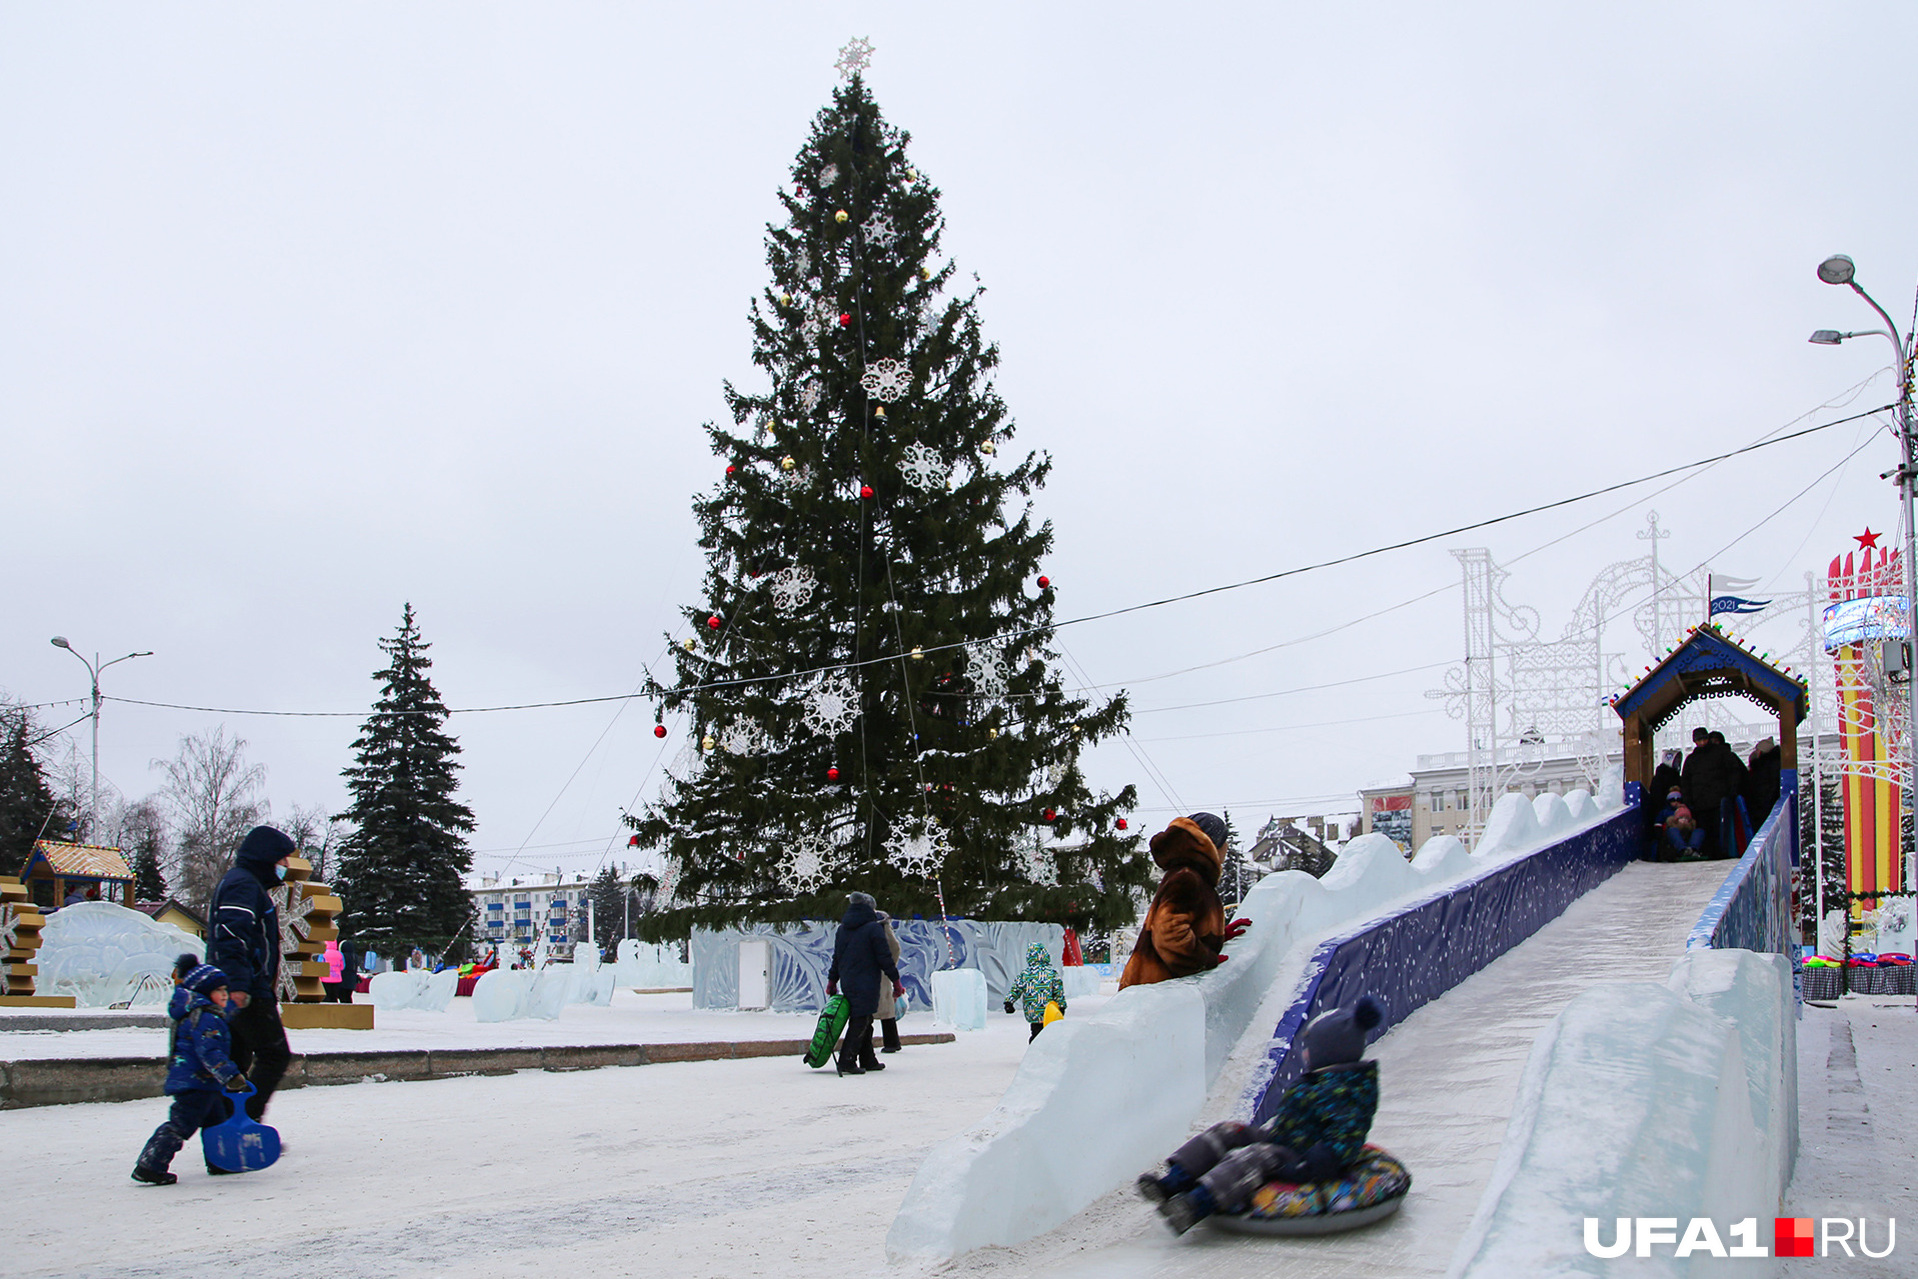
[1611,623,1810,790]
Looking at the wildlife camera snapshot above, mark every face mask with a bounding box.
[275,864,289,881]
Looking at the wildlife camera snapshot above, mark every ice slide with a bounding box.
[928,859,1735,1278]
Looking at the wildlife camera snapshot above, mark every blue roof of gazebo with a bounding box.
[1612,623,1809,730]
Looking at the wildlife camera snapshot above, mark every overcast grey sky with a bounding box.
[6,3,1915,878]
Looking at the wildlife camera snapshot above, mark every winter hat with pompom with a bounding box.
[182,965,230,997]
[1298,996,1383,1071]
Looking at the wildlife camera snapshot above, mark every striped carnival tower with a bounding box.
[1825,528,1910,917]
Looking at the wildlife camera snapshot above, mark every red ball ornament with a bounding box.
[707,615,722,630]
[726,464,736,476]
[827,767,840,781]
[654,725,668,739]
[1043,807,1057,822]
[1116,818,1128,831]
[860,484,874,500]
[1037,575,1050,589]
[839,312,852,328]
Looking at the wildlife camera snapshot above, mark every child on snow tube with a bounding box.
[1137,996,1385,1235]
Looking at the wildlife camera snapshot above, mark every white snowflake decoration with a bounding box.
[769,565,818,614]
[719,721,771,756]
[798,380,822,413]
[834,37,874,80]
[819,162,840,188]
[918,293,944,329]
[780,832,843,895]
[776,462,812,493]
[864,211,898,248]
[275,883,316,1001]
[1021,839,1060,888]
[800,309,826,342]
[803,672,859,736]
[967,646,1010,700]
[670,739,704,778]
[887,817,952,879]
[805,274,823,296]
[860,357,910,402]
[897,441,948,491]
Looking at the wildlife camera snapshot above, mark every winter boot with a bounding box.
[1157,1191,1206,1237]
[135,1122,185,1184]
[1135,1173,1169,1204]
[880,1017,902,1053]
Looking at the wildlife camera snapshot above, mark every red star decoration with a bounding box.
[1856,528,1881,550]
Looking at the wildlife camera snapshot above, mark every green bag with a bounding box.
[803,993,851,1068]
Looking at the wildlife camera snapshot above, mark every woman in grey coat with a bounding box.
[875,912,904,1053]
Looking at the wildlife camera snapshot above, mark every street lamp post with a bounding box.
[48,637,152,839]
[1811,253,1918,903]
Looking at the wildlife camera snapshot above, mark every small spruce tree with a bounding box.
[131,832,167,901]
[334,605,477,959]
[627,72,1146,938]
[0,704,58,876]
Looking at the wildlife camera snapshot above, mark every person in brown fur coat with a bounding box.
[1119,812,1249,989]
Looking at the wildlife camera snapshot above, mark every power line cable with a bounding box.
[90,401,1893,722]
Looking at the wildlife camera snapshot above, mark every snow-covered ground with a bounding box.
[0,988,995,1060]
[1779,997,1917,1278]
[2,862,1785,1279]
[6,991,1106,1278]
[939,861,1731,1278]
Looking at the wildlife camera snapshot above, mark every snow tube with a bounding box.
[1210,1145,1410,1236]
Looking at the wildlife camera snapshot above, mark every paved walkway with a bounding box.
[946,860,1732,1279]
[1779,997,1916,1276]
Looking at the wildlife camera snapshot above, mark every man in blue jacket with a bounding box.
[208,825,296,1122]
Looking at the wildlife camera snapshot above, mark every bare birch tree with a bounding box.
[153,728,267,912]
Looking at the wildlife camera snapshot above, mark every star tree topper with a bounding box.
[835,37,875,80]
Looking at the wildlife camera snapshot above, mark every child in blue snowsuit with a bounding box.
[1004,941,1067,1041]
[133,963,248,1185]
[1138,996,1383,1234]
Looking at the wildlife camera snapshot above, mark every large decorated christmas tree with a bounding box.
[628,48,1146,937]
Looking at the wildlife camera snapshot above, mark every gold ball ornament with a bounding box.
[779,292,791,306]
[781,455,796,471]
[907,168,918,181]
[920,266,933,280]
[988,728,999,740]
[701,734,715,752]
[981,441,996,456]
[911,645,924,660]
[682,637,697,652]
[834,210,849,224]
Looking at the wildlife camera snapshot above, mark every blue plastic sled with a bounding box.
[201,1084,281,1173]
